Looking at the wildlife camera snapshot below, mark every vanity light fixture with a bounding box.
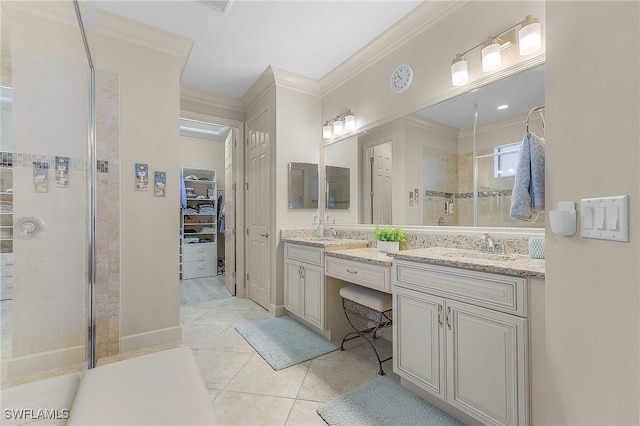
[451,54,468,86]
[322,110,357,139]
[481,38,502,72]
[450,15,543,87]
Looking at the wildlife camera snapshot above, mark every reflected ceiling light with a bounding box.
[450,15,543,86]
[497,104,509,110]
[322,110,357,139]
[519,15,542,56]
[481,38,502,72]
[451,54,468,86]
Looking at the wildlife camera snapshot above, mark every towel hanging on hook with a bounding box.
[526,105,545,134]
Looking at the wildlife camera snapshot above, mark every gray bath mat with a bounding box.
[234,316,338,370]
[317,376,464,426]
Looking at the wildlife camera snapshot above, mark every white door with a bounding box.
[363,142,393,225]
[445,300,527,426]
[372,142,392,224]
[302,263,323,329]
[394,287,445,398]
[284,259,302,317]
[246,108,271,310]
[224,130,236,295]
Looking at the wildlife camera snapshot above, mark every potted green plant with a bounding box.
[373,226,407,252]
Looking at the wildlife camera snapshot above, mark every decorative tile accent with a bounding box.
[97,160,109,173]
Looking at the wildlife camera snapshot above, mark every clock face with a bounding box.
[391,65,414,93]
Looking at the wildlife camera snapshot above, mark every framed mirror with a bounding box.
[288,162,319,209]
[322,64,545,228]
[326,165,350,210]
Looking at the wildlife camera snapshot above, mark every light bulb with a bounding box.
[519,16,542,56]
[333,119,344,135]
[344,111,356,132]
[481,40,501,72]
[451,55,468,86]
[322,123,332,139]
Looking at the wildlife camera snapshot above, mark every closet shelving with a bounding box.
[180,167,217,279]
[0,156,13,301]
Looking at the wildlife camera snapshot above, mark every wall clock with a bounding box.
[390,64,414,93]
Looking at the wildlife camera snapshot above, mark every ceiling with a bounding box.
[96,0,422,99]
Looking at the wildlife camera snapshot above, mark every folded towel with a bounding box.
[510,132,545,222]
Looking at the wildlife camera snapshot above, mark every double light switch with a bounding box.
[580,195,628,242]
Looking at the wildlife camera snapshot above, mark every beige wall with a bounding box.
[274,85,321,311]
[179,136,225,187]
[95,11,190,351]
[545,2,640,424]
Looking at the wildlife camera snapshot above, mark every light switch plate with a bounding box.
[580,195,628,242]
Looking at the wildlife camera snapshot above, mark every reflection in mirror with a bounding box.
[288,162,318,209]
[326,166,350,210]
[322,64,545,228]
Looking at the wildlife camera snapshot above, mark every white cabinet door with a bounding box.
[446,300,528,426]
[302,263,324,329]
[393,287,445,399]
[285,259,302,317]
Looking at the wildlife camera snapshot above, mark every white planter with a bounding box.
[377,241,399,253]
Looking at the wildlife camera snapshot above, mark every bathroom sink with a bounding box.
[439,249,519,262]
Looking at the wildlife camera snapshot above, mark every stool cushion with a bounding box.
[340,285,392,312]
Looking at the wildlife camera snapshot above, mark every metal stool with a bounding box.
[339,285,393,375]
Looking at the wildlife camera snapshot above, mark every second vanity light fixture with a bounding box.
[451,15,542,87]
[323,110,356,139]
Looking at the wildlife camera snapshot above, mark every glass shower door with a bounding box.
[0,0,94,388]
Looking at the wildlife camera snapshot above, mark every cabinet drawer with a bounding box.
[325,256,390,293]
[182,260,216,279]
[395,261,526,316]
[285,243,323,266]
[183,242,216,257]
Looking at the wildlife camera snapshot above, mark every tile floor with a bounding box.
[99,275,398,425]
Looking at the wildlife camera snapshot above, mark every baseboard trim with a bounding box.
[120,326,182,353]
[272,304,287,317]
[6,345,84,378]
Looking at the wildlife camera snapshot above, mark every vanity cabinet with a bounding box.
[284,243,324,329]
[393,260,529,426]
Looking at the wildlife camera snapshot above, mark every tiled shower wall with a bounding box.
[423,148,544,228]
[95,70,120,359]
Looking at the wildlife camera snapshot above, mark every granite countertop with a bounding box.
[391,247,545,279]
[282,236,369,249]
[324,247,393,267]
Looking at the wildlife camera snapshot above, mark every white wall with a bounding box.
[95,10,191,351]
[274,85,321,310]
[545,2,640,423]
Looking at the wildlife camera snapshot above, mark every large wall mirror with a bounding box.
[322,64,545,228]
[288,162,319,209]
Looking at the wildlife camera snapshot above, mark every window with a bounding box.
[494,142,520,178]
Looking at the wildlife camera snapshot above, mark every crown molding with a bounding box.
[319,0,468,96]
[458,111,540,138]
[241,66,276,111]
[181,86,244,113]
[2,2,193,76]
[402,115,460,139]
[271,66,321,98]
[96,9,193,76]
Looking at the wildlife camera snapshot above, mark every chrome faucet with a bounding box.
[480,234,505,254]
[328,227,338,238]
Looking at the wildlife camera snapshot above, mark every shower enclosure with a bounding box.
[1,0,98,389]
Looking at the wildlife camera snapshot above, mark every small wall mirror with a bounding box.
[326,165,350,210]
[288,162,319,209]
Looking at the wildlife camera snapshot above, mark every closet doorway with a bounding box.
[179,116,244,298]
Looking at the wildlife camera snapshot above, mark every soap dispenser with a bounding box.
[316,221,324,238]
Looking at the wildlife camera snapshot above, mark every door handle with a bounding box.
[260,233,269,238]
